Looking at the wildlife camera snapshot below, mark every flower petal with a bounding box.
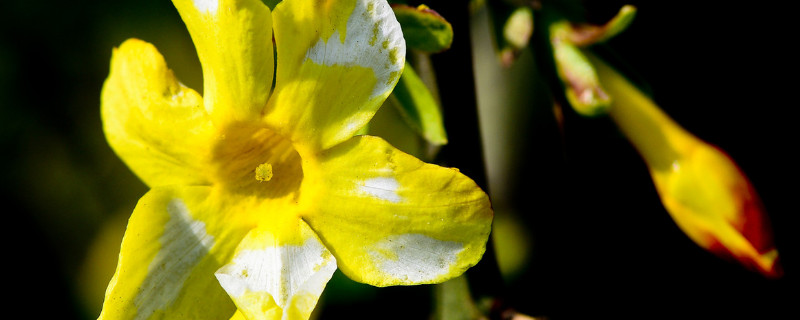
[172,0,274,123]
[101,39,213,187]
[267,0,405,151]
[215,219,337,320]
[99,186,252,319]
[229,310,247,320]
[300,136,493,286]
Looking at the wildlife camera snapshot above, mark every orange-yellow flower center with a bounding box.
[210,122,303,199]
[255,163,274,182]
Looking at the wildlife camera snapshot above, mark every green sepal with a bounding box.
[391,62,448,146]
[503,6,534,50]
[484,0,521,66]
[260,0,281,10]
[392,4,454,53]
[354,122,370,136]
[568,5,637,47]
[545,5,636,116]
[550,21,611,116]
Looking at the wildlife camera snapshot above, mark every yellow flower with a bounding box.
[98,0,493,319]
[590,54,781,278]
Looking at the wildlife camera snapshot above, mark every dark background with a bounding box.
[498,1,798,319]
[1,0,795,319]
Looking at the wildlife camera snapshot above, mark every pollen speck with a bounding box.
[255,163,273,182]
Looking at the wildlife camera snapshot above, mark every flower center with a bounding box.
[255,163,273,182]
[211,122,303,199]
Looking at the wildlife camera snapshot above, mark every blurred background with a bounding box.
[1,0,795,319]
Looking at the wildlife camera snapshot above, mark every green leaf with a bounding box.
[391,62,448,145]
[392,4,453,53]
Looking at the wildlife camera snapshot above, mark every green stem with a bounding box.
[588,53,687,172]
[433,275,484,320]
[425,1,507,318]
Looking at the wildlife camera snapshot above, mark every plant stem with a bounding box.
[433,275,484,320]
[426,1,507,318]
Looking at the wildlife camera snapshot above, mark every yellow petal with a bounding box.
[99,186,253,319]
[172,0,274,124]
[101,38,213,187]
[300,136,493,286]
[592,54,781,277]
[215,219,336,320]
[229,310,247,320]
[267,0,405,151]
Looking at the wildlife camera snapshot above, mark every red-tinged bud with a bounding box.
[653,142,781,278]
[590,54,781,278]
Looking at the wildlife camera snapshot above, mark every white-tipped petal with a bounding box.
[216,220,337,320]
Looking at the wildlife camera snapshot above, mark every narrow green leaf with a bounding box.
[392,4,454,53]
[391,62,448,145]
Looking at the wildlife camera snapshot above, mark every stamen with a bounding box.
[255,163,273,182]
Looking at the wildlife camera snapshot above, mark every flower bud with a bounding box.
[591,54,781,278]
